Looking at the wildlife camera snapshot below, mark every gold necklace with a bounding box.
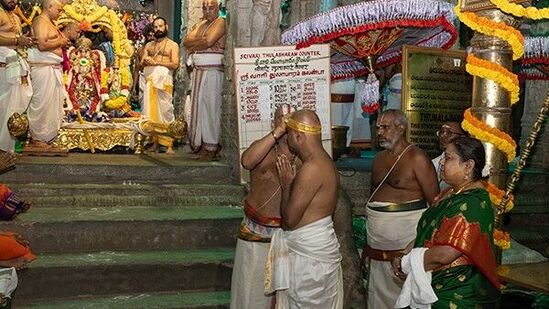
[451,180,475,196]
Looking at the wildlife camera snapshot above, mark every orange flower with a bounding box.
[494,228,511,250]
[483,181,514,212]
[466,54,520,105]
[80,20,92,32]
[462,108,517,162]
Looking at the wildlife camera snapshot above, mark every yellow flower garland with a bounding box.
[455,2,524,60]
[462,108,516,162]
[465,55,520,105]
[489,0,549,20]
[484,181,514,212]
[63,5,108,23]
[494,228,511,250]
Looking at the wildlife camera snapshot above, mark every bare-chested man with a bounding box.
[364,109,439,308]
[183,0,225,160]
[26,0,68,150]
[266,109,343,308]
[0,0,33,159]
[230,105,295,309]
[140,16,179,154]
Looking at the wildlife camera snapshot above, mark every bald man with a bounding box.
[265,110,343,309]
[26,0,68,150]
[432,121,466,188]
[183,0,225,160]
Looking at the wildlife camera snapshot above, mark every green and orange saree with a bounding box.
[415,188,500,308]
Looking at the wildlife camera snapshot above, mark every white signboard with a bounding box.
[234,44,332,181]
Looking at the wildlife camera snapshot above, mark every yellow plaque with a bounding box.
[402,45,472,158]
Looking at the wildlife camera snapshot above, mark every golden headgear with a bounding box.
[286,118,321,134]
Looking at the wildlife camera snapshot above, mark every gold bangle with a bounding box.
[271,131,279,142]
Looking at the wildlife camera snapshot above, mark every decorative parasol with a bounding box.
[282,0,458,113]
[519,36,549,80]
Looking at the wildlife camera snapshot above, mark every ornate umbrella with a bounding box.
[519,36,549,80]
[282,0,458,113]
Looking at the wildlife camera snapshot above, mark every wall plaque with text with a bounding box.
[402,45,472,158]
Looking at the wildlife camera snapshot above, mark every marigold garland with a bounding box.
[455,2,524,60]
[63,5,108,23]
[483,181,514,212]
[489,0,549,20]
[466,54,520,104]
[462,108,517,162]
[494,228,511,250]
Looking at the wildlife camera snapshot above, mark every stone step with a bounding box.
[14,249,234,301]
[18,290,230,309]
[506,226,549,257]
[7,183,246,198]
[0,206,243,253]
[0,153,234,184]
[21,194,244,208]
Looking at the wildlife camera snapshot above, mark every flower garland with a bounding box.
[462,108,517,162]
[63,4,108,23]
[454,3,524,60]
[15,5,41,26]
[494,228,511,250]
[465,54,520,105]
[489,0,549,20]
[483,181,514,212]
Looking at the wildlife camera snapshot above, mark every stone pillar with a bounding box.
[521,80,549,169]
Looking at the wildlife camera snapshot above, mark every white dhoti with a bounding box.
[366,201,426,309]
[27,49,65,143]
[0,47,32,152]
[266,216,343,309]
[352,80,372,142]
[143,65,175,147]
[188,52,223,152]
[230,239,273,309]
[330,79,355,147]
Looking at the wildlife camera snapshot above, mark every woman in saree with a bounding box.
[393,137,500,308]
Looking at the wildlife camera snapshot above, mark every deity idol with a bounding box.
[66,37,106,121]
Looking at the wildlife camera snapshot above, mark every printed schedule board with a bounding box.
[402,45,472,158]
[234,44,332,182]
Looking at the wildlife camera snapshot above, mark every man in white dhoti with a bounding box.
[183,0,225,161]
[363,109,439,308]
[266,110,343,309]
[330,78,355,147]
[230,105,295,309]
[141,17,180,154]
[27,0,68,151]
[0,0,33,155]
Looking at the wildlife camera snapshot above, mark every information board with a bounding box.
[402,45,472,158]
[234,44,332,181]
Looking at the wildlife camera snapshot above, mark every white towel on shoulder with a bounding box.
[395,247,438,309]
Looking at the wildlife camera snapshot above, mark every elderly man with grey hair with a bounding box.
[363,109,439,308]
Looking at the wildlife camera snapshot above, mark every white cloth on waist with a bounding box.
[230,239,273,309]
[27,49,65,143]
[188,52,224,152]
[367,200,427,309]
[265,216,343,309]
[0,47,32,152]
[395,248,438,308]
[142,65,174,123]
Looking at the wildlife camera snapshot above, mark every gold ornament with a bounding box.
[7,112,28,138]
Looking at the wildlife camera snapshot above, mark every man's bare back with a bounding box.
[277,110,339,230]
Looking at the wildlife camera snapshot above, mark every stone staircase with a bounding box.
[0,153,244,308]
